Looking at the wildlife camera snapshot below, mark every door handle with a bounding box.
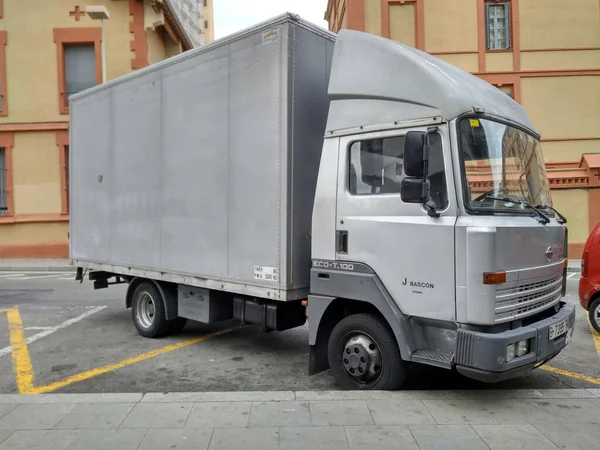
[336,230,348,254]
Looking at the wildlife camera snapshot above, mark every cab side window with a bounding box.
[348,136,405,195]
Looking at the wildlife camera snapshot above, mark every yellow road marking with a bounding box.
[6,306,35,393]
[540,365,600,385]
[2,305,240,394]
[589,319,600,359]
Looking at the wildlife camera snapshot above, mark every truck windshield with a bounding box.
[459,117,553,213]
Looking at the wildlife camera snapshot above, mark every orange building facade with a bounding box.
[0,0,213,258]
[326,0,600,257]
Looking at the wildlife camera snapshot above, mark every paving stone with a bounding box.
[0,431,14,446]
[587,389,600,398]
[309,401,374,426]
[409,425,489,450]
[0,406,15,421]
[534,399,600,423]
[249,401,310,427]
[0,430,78,450]
[279,426,349,450]
[473,424,559,449]
[208,427,279,450]
[64,429,147,450]
[534,422,600,450]
[141,391,295,403]
[54,403,135,430]
[185,402,251,428]
[366,400,435,425]
[481,399,559,424]
[0,394,142,404]
[345,425,418,450]
[422,400,498,425]
[120,403,192,429]
[138,428,213,450]
[588,397,600,408]
[0,404,75,430]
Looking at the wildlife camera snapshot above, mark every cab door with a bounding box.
[335,124,458,322]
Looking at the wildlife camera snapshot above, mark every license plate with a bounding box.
[549,319,568,340]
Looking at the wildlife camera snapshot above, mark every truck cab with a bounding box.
[308,30,574,390]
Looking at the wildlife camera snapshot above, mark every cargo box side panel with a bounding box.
[227,25,286,287]
[109,71,163,268]
[70,91,112,262]
[160,45,231,277]
[288,27,335,288]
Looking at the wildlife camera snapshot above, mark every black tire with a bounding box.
[131,282,170,338]
[328,313,407,390]
[589,297,600,334]
[168,317,188,334]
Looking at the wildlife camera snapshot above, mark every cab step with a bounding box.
[411,350,453,369]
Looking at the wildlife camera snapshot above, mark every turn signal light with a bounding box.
[483,272,506,285]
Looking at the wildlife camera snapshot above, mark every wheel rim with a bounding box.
[136,292,156,329]
[594,304,600,327]
[339,331,383,387]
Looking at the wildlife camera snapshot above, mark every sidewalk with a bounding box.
[0,389,598,449]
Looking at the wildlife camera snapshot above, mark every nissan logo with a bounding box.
[545,246,554,262]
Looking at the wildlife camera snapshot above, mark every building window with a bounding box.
[64,44,96,101]
[495,84,514,98]
[485,2,511,50]
[54,28,102,114]
[0,147,8,215]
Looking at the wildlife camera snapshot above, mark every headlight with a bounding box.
[506,344,516,362]
[516,340,529,357]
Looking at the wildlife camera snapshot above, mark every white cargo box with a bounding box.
[69,14,335,301]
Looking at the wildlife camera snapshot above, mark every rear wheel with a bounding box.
[132,282,170,338]
[589,297,600,334]
[328,313,406,390]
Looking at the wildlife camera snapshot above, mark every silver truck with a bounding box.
[69,13,575,390]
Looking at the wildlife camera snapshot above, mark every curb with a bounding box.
[0,388,598,403]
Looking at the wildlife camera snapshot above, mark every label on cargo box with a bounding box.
[262,27,281,45]
[254,265,279,282]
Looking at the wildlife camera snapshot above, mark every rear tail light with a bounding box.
[582,250,589,277]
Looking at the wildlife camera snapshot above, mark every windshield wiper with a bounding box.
[535,205,567,224]
[482,196,550,225]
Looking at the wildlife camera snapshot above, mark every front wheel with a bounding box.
[327,313,407,390]
[589,297,600,334]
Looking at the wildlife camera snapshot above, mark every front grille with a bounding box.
[494,275,563,323]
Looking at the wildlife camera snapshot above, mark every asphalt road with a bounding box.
[0,272,597,394]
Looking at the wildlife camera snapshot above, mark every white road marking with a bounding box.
[9,274,69,280]
[0,272,75,280]
[24,326,52,331]
[567,273,577,280]
[0,306,107,358]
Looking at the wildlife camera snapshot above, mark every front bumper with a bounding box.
[455,301,575,383]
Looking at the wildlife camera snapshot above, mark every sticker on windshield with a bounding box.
[469,119,480,128]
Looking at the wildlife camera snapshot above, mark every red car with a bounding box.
[580,219,600,333]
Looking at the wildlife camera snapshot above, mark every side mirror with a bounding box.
[404,131,426,178]
[401,178,427,203]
